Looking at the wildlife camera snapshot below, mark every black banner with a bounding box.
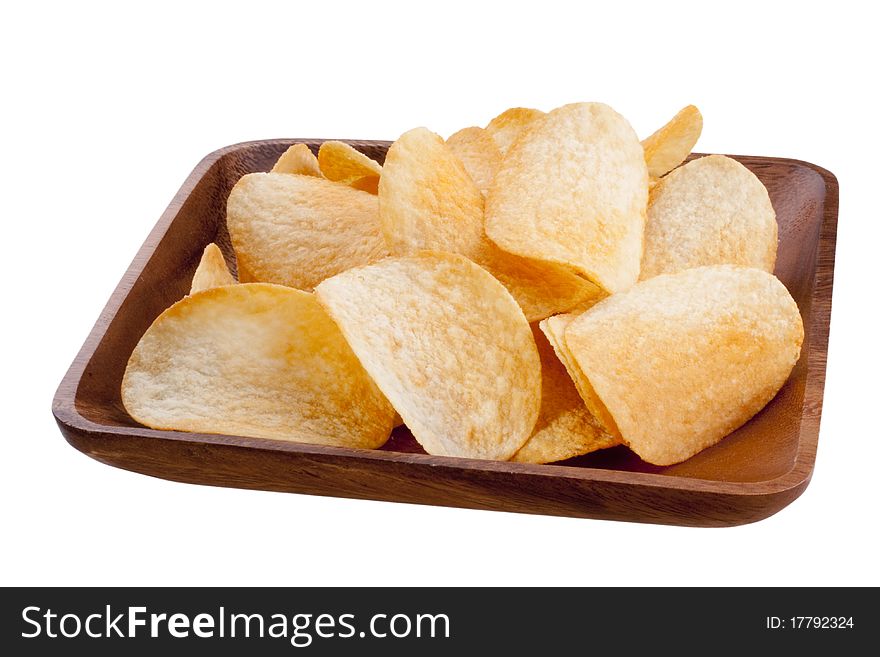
[0,588,870,654]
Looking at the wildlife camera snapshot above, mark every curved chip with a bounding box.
[122,283,396,448]
[539,314,589,402]
[190,243,235,294]
[641,154,777,279]
[485,102,649,294]
[349,175,380,195]
[226,172,388,291]
[315,252,541,461]
[271,143,323,177]
[512,326,619,464]
[641,105,703,178]
[379,127,598,321]
[317,141,383,184]
[539,313,619,436]
[484,250,603,322]
[564,266,803,466]
[485,107,545,155]
[446,126,502,196]
[379,127,485,256]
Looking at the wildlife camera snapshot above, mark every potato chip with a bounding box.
[564,266,803,465]
[379,127,485,256]
[349,175,380,195]
[512,326,619,464]
[317,140,383,184]
[539,313,619,436]
[315,252,541,460]
[641,154,777,279]
[271,143,323,177]
[122,283,395,448]
[485,252,604,321]
[226,172,388,291]
[190,243,235,294]
[641,105,702,178]
[446,126,502,196]
[539,314,586,396]
[485,102,649,294]
[485,107,545,155]
[379,127,599,320]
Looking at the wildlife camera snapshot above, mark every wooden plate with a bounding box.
[52,140,837,527]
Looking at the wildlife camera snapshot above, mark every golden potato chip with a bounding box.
[122,283,395,448]
[226,172,388,291]
[271,143,323,177]
[485,252,603,322]
[485,107,545,155]
[539,314,585,396]
[641,154,777,279]
[315,252,541,460]
[512,326,619,464]
[641,105,703,178]
[485,102,649,294]
[539,313,619,436]
[446,126,502,196]
[564,266,804,466]
[349,175,380,195]
[190,243,235,294]
[379,127,485,255]
[317,140,383,184]
[379,127,598,320]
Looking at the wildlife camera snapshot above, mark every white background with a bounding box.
[2,1,877,587]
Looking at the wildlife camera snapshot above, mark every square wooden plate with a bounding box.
[52,139,837,527]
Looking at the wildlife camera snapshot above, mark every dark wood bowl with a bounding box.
[52,139,838,527]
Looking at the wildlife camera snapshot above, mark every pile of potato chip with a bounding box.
[122,102,804,467]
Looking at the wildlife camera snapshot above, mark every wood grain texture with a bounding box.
[52,140,838,527]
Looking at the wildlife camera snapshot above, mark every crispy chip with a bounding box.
[485,252,603,321]
[641,105,703,178]
[317,141,383,184]
[564,266,803,465]
[122,283,395,448]
[485,107,545,155]
[349,175,380,194]
[641,155,777,279]
[539,314,586,397]
[446,126,502,196]
[190,243,235,294]
[226,172,388,291]
[315,252,541,460]
[512,326,619,464]
[271,143,323,177]
[539,313,619,436]
[379,127,485,256]
[485,102,648,294]
[379,127,598,321]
